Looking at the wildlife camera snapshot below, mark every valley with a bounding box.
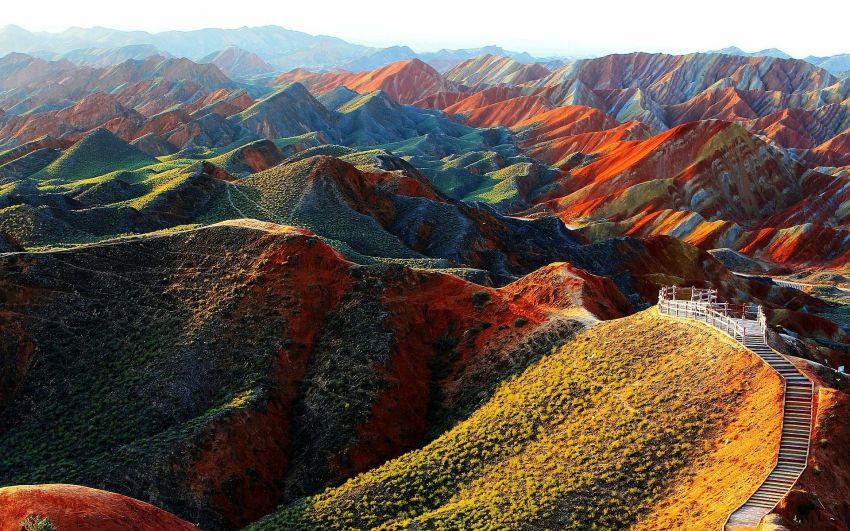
[1,19,849,531]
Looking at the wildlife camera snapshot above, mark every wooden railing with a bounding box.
[658,286,766,344]
[660,285,813,530]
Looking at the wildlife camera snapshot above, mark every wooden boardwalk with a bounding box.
[658,287,813,530]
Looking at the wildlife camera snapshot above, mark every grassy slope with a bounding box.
[250,309,781,530]
[199,156,423,261]
[33,129,157,182]
[466,162,533,205]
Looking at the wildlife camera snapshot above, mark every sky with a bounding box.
[3,0,849,58]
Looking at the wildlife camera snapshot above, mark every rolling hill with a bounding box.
[444,54,551,87]
[250,309,783,530]
[0,220,629,529]
[33,128,157,181]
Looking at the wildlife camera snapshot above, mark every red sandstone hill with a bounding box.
[441,86,524,114]
[443,54,551,87]
[411,90,470,110]
[525,118,850,271]
[745,105,850,150]
[510,118,850,268]
[663,86,760,125]
[341,59,459,104]
[274,59,460,105]
[513,105,651,165]
[0,54,255,151]
[807,130,850,166]
[452,95,553,128]
[538,120,807,226]
[534,52,836,105]
[0,36,849,531]
[0,484,195,530]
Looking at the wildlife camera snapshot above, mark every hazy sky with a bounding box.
[4,0,848,58]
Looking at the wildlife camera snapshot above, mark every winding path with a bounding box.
[657,287,814,530]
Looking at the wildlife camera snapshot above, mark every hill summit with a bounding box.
[34,128,157,181]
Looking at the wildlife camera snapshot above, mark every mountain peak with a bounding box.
[710,46,792,59]
[343,58,453,104]
[199,46,273,78]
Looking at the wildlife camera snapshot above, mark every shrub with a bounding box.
[21,515,57,531]
[433,334,459,353]
[471,291,491,309]
[514,317,528,328]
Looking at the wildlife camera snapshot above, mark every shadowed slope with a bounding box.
[232,82,337,140]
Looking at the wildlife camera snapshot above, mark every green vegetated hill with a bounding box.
[0,101,548,254]
[0,123,603,284]
[33,128,158,182]
[250,310,782,530]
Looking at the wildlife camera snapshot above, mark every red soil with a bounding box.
[514,105,620,139]
[274,60,455,105]
[456,95,552,128]
[343,59,454,104]
[185,224,355,525]
[412,91,469,110]
[441,86,524,115]
[808,130,850,167]
[664,87,758,125]
[739,225,850,269]
[0,484,195,531]
[504,261,633,319]
[513,104,650,165]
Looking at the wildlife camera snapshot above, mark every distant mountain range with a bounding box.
[0,24,570,74]
[711,46,850,74]
[3,24,848,79]
[710,46,794,59]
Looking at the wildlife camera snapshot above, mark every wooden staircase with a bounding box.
[657,287,814,530]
